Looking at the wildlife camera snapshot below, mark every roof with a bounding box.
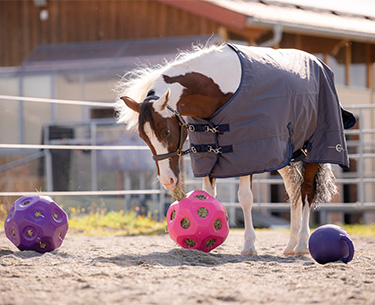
[250,0,375,19]
[159,0,375,42]
[215,0,375,41]
[0,35,222,74]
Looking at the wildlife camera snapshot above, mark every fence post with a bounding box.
[358,110,365,205]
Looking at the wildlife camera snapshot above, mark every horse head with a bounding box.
[118,44,239,191]
[121,89,188,190]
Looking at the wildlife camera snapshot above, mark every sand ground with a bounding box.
[1,229,374,305]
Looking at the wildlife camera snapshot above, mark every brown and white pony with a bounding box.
[115,43,344,256]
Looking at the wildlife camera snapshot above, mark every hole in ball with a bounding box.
[170,210,176,221]
[214,219,222,230]
[195,194,207,200]
[185,239,196,247]
[23,201,30,206]
[35,211,43,217]
[27,229,34,237]
[11,229,16,236]
[206,239,216,247]
[197,207,209,218]
[180,218,191,229]
[39,242,46,249]
[54,212,59,219]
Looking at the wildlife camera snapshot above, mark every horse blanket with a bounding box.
[187,44,356,178]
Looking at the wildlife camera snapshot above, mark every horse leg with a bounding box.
[294,163,320,255]
[278,166,302,256]
[285,202,302,255]
[238,175,257,256]
[202,176,216,197]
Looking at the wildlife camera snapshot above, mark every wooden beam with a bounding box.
[218,26,229,41]
[230,26,269,42]
[345,44,351,87]
[156,0,247,30]
[298,35,342,54]
[366,44,374,89]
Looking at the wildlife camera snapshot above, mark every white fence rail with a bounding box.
[1,95,375,222]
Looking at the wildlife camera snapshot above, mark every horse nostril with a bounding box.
[169,177,176,185]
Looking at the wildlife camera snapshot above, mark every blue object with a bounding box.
[309,224,354,264]
[187,44,355,178]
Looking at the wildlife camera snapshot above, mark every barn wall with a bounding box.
[0,0,221,66]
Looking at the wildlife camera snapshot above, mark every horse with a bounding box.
[115,42,356,256]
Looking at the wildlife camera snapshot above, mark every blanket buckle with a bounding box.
[208,145,222,154]
[205,126,219,133]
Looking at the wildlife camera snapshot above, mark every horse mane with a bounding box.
[114,42,225,130]
[114,65,163,129]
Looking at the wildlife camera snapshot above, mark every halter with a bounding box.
[142,95,190,162]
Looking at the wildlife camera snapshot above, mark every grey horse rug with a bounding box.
[186,44,356,178]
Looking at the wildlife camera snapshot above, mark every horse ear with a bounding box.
[153,89,170,112]
[121,96,141,113]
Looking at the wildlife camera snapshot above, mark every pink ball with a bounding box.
[167,190,229,252]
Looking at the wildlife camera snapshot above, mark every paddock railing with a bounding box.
[1,95,375,224]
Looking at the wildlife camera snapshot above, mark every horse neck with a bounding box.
[165,45,241,119]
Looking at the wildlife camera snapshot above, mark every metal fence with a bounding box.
[1,95,375,224]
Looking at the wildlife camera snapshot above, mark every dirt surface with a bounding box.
[1,229,374,305]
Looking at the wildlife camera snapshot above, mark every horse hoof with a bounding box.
[294,248,309,256]
[283,248,295,256]
[241,249,258,256]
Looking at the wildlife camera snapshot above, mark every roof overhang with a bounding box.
[211,0,375,43]
[159,0,375,43]
[157,0,248,29]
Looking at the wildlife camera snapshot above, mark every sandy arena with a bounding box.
[1,229,374,305]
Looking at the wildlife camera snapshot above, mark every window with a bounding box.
[327,45,346,87]
[350,42,367,89]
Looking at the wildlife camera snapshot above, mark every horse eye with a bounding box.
[162,130,170,138]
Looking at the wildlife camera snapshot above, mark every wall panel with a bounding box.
[0,0,221,66]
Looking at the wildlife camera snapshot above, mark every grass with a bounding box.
[67,208,167,236]
[341,224,375,236]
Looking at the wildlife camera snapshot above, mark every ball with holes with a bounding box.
[167,190,229,252]
[4,196,69,253]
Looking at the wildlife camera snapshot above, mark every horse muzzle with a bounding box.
[157,172,182,191]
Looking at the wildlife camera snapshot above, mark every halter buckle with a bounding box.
[188,124,195,132]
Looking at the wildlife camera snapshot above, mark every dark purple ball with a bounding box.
[4,196,69,253]
[309,224,354,264]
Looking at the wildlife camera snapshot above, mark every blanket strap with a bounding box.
[190,144,233,154]
[187,123,230,134]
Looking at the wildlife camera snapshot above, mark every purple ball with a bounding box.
[4,196,69,253]
[309,224,354,264]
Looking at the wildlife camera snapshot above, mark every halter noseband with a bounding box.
[142,95,190,162]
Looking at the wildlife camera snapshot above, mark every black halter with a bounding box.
[142,95,190,162]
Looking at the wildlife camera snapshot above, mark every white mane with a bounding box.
[114,43,225,130]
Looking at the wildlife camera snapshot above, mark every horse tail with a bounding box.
[313,163,338,208]
[286,162,338,209]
